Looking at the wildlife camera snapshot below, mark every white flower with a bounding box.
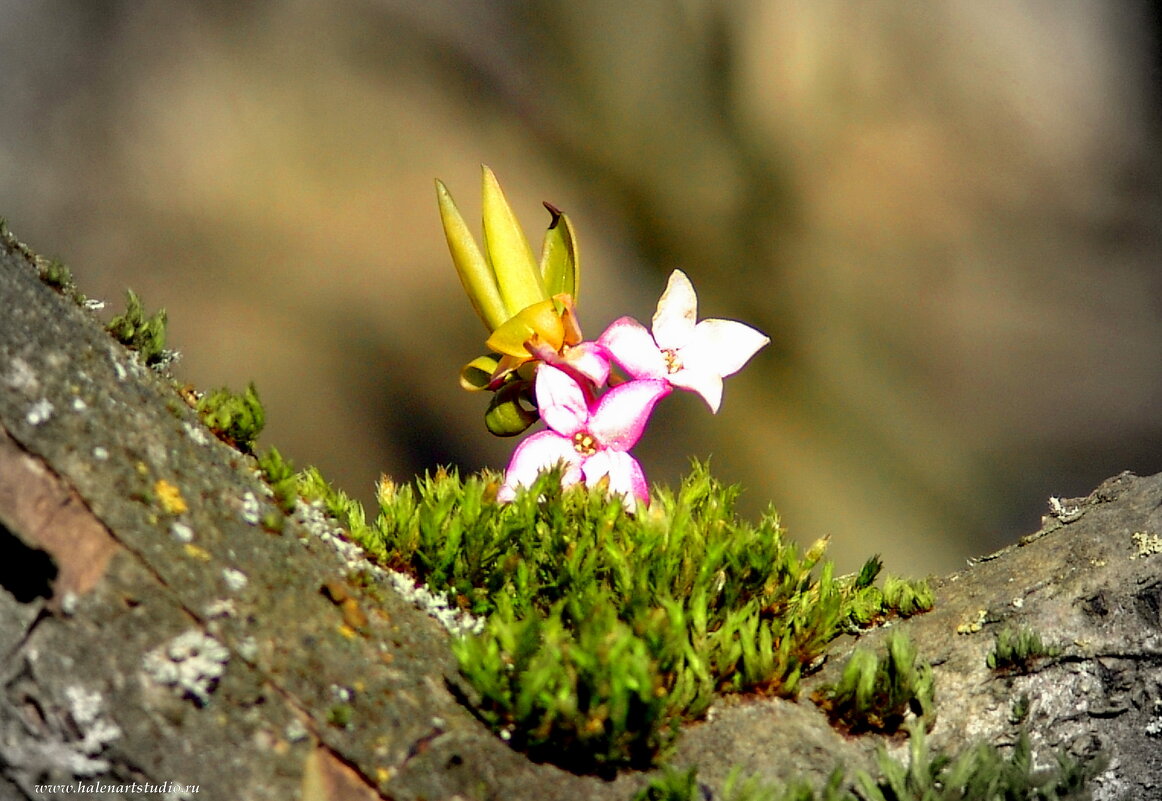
[598,270,769,412]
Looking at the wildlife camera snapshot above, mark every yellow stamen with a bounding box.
[572,432,597,456]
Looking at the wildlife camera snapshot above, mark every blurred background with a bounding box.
[1,1,1159,575]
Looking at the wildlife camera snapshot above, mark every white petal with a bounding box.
[499,431,583,499]
[682,318,769,378]
[651,270,697,350]
[533,365,589,436]
[582,450,648,510]
[669,368,724,413]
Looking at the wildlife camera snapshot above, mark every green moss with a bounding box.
[107,289,169,367]
[633,765,846,801]
[986,625,1058,673]
[813,633,934,734]
[326,703,354,728]
[260,509,285,533]
[855,725,1098,801]
[1009,693,1031,725]
[313,461,931,772]
[196,382,265,453]
[257,446,299,513]
[636,727,1097,801]
[0,218,37,263]
[837,559,934,630]
[633,766,702,801]
[284,457,946,773]
[880,576,934,619]
[38,258,88,305]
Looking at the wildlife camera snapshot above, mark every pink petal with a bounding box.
[559,341,611,387]
[587,378,671,452]
[597,316,667,379]
[533,365,589,436]
[651,270,697,350]
[682,318,770,378]
[668,368,724,413]
[498,430,583,501]
[582,450,649,510]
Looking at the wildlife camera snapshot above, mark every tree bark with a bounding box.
[0,228,1157,801]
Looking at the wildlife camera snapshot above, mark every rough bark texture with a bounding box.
[0,228,1158,801]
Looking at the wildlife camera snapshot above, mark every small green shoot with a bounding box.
[107,289,169,367]
[880,577,935,619]
[38,258,85,302]
[814,633,934,734]
[855,725,1098,801]
[327,703,354,728]
[842,561,934,629]
[258,446,300,513]
[196,382,265,453]
[632,766,701,801]
[1009,693,1031,725]
[987,625,1058,673]
[634,765,848,801]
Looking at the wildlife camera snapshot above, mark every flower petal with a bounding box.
[651,270,698,350]
[668,368,724,413]
[534,365,589,436]
[683,318,770,378]
[587,378,671,451]
[582,450,649,509]
[597,316,667,379]
[559,341,611,387]
[498,430,583,501]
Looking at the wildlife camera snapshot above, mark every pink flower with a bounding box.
[497,365,670,509]
[598,270,769,413]
[523,338,611,392]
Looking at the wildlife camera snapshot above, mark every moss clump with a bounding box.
[633,765,846,801]
[813,633,934,734]
[880,576,935,619]
[841,558,934,628]
[304,461,926,772]
[107,289,169,367]
[633,766,702,801]
[855,725,1097,801]
[257,446,299,513]
[38,258,88,305]
[196,382,265,453]
[986,625,1058,673]
[636,727,1096,801]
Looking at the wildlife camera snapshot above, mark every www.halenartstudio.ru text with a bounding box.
[33,781,199,794]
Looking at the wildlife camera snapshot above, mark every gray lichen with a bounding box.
[141,629,230,706]
[0,682,122,787]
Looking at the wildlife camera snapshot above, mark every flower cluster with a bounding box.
[438,168,769,510]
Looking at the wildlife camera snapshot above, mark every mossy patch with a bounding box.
[636,727,1097,801]
[986,625,1058,673]
[292,460,933,772]
[812,633,934,735]
[107,289,170,368]
[196,382,265,453]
